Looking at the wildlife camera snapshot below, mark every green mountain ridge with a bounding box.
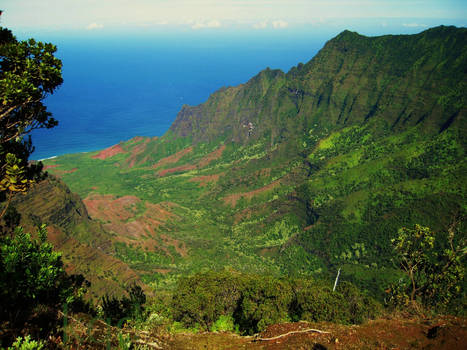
[171,25,466,144]
[37,26,466,299]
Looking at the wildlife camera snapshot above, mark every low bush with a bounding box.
[101,283,146,326]
[170,270,381,335]
[0,225,89,344]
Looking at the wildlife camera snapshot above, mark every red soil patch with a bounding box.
[234,207,254,224]
[45,225,68,247]
[156,145,225,177]
[92,144,125,160]
[197,144,226,167]
[128,136,146,143]
[44,166,78,177]
[83,195,182,254]
[167,316,467,349]
[145,201,179,222]
[83,194,140,223]
[126,138,150,168]
[223,179,281,207]
[32,224,141,299]
[189,172,224,186]
[152,146,193,169]
[160,233,187,257]
[62,167,78,174]
[43,164,59,170]
[158,164,196,177]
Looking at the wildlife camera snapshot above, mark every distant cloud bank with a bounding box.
[191,19,222,30]
[3,0,466,34]
[253,21,268,29]
[272,20,288,29]
[403,23,428,28]
[252,19,289,29]
[86,22,104,30]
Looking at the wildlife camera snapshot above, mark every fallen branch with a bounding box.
[255,328,330,341]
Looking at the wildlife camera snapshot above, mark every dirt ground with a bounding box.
[165,316,467,350]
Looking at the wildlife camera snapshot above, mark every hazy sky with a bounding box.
[2,0,466,35]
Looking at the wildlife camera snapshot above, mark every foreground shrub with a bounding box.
[0,225,89,339]
[234,275,293,334]
[101,283,146,326]
[293,280,347,323]
[211,315,237,332]
[7,335,44,350]
[388,224,466,313]
[171,270,381,335]
[171,270,245,330]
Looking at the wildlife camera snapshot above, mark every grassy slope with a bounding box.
[43,26,466,298]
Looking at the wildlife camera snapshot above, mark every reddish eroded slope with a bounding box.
[10,178,141,298]
[125,137,151,168]
[189,172,224,186]
[45,226,141,299]
[83,194,185,256]
[223,179,281,207]
[84,194,140,223]
[197,144,226,167]
[92,144,126,160]
[43,164,59,170]
[158,164,196,177]
[155,144,226,177]
[43,164,78,176]
[152,146,194,169]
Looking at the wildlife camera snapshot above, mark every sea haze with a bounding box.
[30,31,328,160]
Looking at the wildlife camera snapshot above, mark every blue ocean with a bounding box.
[29,30,331,160]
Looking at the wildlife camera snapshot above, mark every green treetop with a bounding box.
[0,26,62,217]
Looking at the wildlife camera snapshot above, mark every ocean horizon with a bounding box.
[28,31,331,160]
[25,22,443,160]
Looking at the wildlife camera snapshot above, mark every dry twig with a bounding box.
[255,328,330,341]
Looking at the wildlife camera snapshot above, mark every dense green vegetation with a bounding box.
[1,25,466,347]
[0,225,89,345]
[388,223,466,313]
[101,284,146,326]
[41,26,466,307]
[0,26,61,215]
[170,270,381,334]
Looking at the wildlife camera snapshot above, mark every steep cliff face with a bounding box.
[170,26,466,145]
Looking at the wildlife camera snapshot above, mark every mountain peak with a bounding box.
[170,26,466,144]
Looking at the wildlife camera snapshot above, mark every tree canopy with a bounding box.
[0,26,62,217]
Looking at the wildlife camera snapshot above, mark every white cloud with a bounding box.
[403,23,428,27]
[272,19,288,29]
[253,21,268,29]
[191,19,222,30]
[4,0,465,33]
[159,20,169,25]
[86,22,104,30]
